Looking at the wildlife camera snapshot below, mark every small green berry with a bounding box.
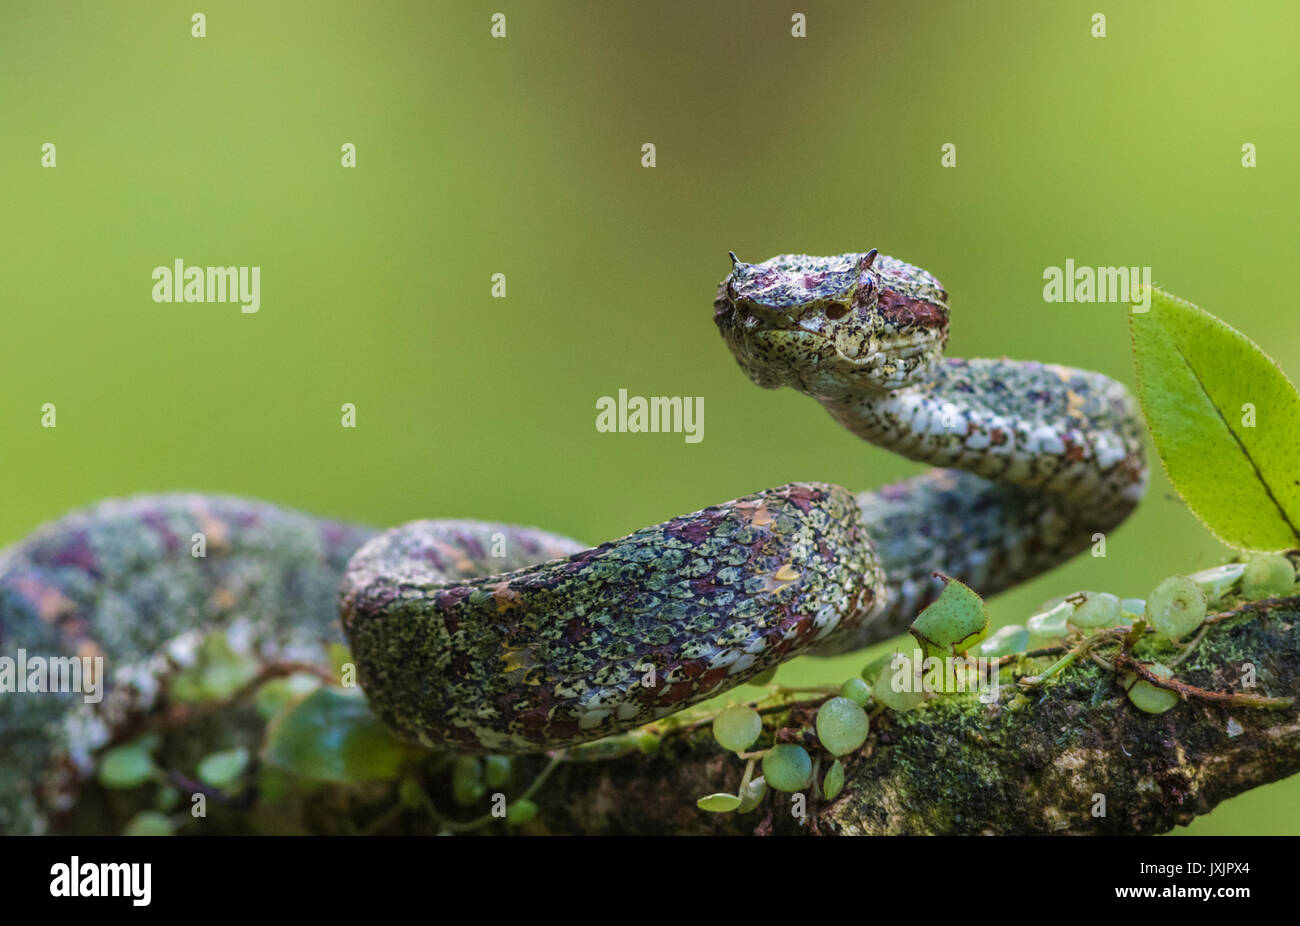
[839,677,872,706]
[815,697,870,756]
[1147,576,1207,639]
[713,706,762,753]
[762,744,812,793]
[1120,598,1146,617]
[1242,554,1296,599]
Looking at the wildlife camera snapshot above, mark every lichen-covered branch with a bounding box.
[529,597,1300,835]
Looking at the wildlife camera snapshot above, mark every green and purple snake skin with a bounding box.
[0,251,1147,832]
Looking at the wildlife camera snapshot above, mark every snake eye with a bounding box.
[825,303,848,320]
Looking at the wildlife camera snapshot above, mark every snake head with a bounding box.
[714,250,950,396]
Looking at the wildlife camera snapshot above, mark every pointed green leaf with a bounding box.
[696,792,743,812]
[1130,287,1300,550]
[122,810,175,836]
[97,742,158,790]
[823,759,846,801]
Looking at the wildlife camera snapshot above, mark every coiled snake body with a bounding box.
[0,251,1146,831]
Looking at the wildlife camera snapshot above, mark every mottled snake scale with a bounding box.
[0,251,1147,831]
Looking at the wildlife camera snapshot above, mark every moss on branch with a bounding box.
[529,596,1300,835]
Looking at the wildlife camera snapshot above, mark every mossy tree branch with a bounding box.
[529,597,1300,835]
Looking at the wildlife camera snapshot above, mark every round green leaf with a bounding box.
[713,705,762,753]
[1069,592,1122,629]
[839,677,872,706]
[263,687,412,783]
[1147,576,1207,639]
[122,811,174,836]
[98,743,157,790]
[506,799,539,824]
[1242,553,1296,598]
[197,747,250,788]
[452,755,485,807]
[636,730,661,755]
[483,755,512,788]
[871,653,926,712]
[815,697,870,756]
[762,744,812,793]
[860,652,894,681]
[398,777,425,809]
[1120,597,1147,617]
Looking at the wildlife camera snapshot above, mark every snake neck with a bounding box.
[820,356,1148,516]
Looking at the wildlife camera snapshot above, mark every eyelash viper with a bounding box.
[0,250,1147,832]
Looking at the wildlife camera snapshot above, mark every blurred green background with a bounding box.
[3,1,1297,833]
